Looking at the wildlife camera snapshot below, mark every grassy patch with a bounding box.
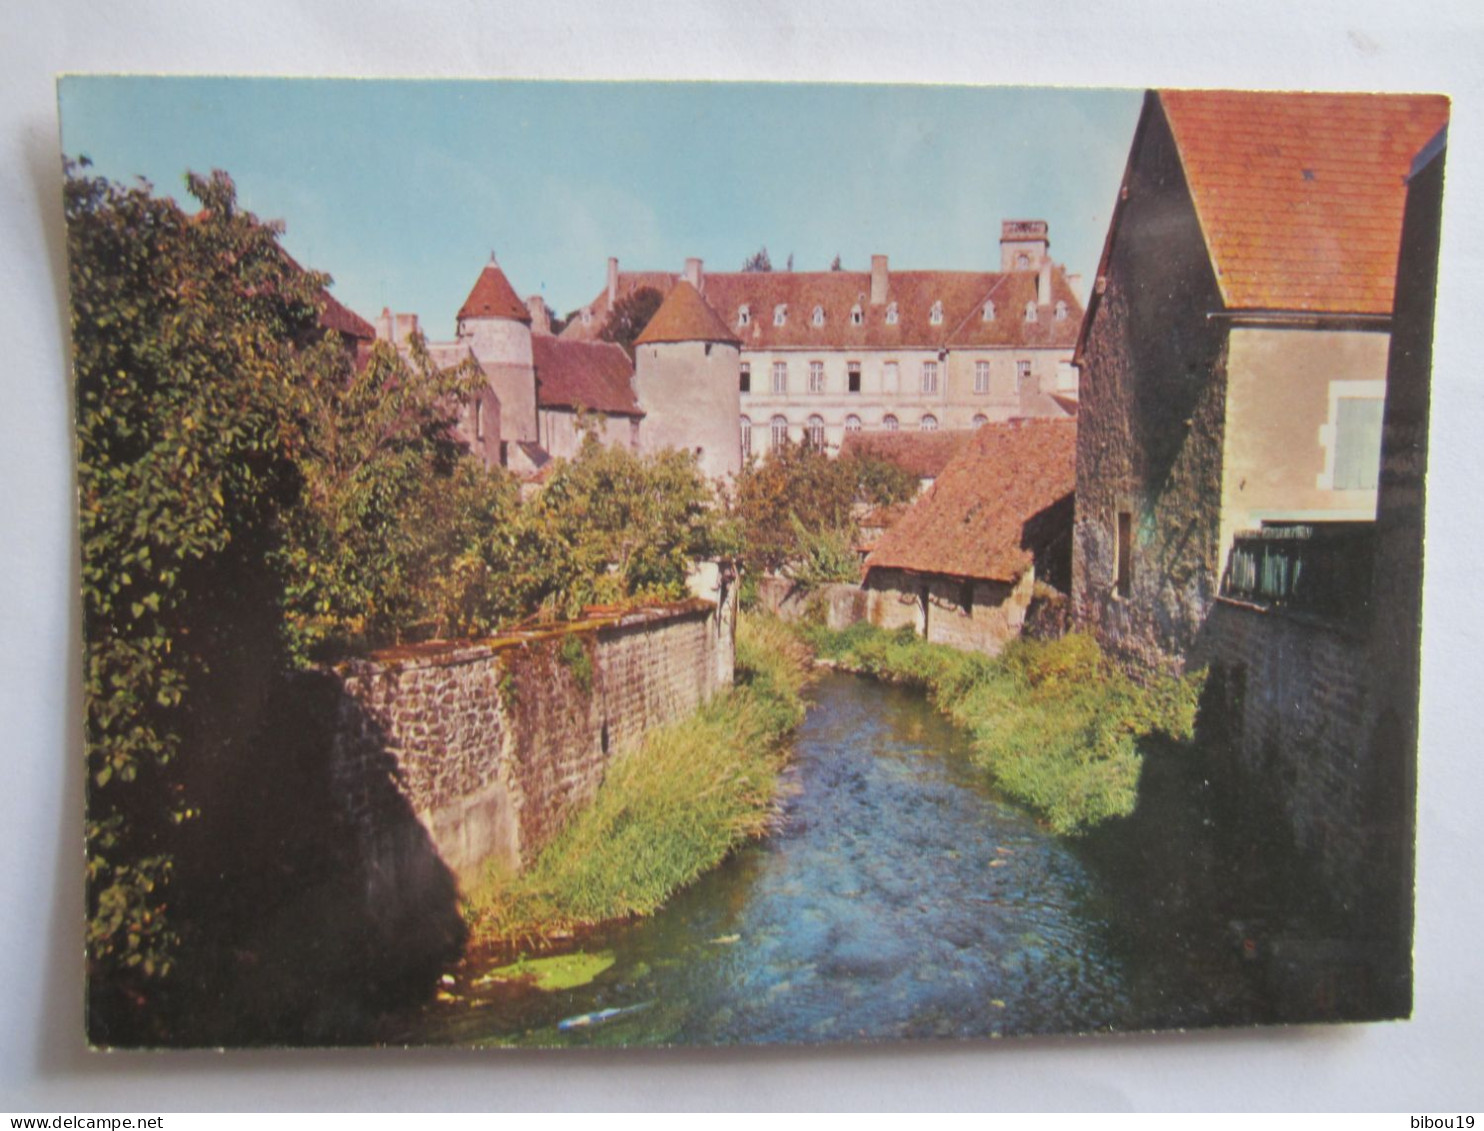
[465,613,811,947]
[804,621,1202,835]
[475,950,615,991]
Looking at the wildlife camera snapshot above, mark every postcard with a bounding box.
[58,78,1445,1049]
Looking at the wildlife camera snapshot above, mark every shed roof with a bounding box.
[1158,89,1449,315]
[866,418,1077,583]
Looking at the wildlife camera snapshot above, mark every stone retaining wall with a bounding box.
[329,596,734,887]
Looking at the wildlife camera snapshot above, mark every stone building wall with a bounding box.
[754,576,868,630]
[1071,94,1230,678]
[863,568,1033,656]
[1193,599,1374,913]
[329,598,733,888]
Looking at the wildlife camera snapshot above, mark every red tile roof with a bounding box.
[564,265,1082,350]
[866,418,1077,582]
[316,287,376,341]
[457,258,532,323]
[1158,89,1449,315]
[633,280,740,345]
[533,336,642,416]
[839,429,975,480]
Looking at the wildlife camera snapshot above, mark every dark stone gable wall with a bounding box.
[1072,94,1231,678]
[328,599,732,891]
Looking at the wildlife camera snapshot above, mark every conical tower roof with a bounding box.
[634,280,740,345]
[458,254,532,323]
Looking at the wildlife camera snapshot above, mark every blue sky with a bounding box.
[59,78,1143,331]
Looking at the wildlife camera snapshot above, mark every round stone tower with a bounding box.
[633,280,743,483]
[455,253,537,444]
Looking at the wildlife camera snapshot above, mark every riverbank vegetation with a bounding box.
[463,614,812,948]
[800,621,1203,834]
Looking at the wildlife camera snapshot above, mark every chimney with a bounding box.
[870,254,889,305]
[394,312,420,345]
[375,306,394,343]
[1038,261,1053,308]
[684,257,704,291]
[526,294,552,335]
[607,257,619,307]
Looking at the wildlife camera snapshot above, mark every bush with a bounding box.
[801,622,1203,834]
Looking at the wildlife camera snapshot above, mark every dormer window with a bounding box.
[929,300,944,326]
[1016,253,1030,269]
[812,305,825,327]
[982,300,995,322]
[885,302,899,326]
[851,303,863,326]
[738,304,751,327]
[581,307,593,326]
[1025,301,1038,323]
[1055,301,1068,321]
[774,304,788,327]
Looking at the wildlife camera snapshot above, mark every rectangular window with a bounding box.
[772,361,788,395]
[974,360,991,394]
[1334,397,1385,490]
[474,398,485,440]
[848,362,861,394]
[809,361,825,394]
[1016,360,1033,395]
[883,361,900,394]
[1116,511,1133,597]
[739,362,751,394]
[922,360,939,394]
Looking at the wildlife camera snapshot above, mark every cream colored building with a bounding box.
[562,221,1083,460]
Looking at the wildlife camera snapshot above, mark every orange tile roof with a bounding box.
[838,429,975,480]
[564,265,1082,350]
[866,418,1076,583]
[1158,90,1449,314]
[457,258,532,323]
[533,336,642,416]
[633,280,740,345]
[316,287,376,341]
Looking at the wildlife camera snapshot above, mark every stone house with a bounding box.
[863,417,1076,655]
[838,428,976,494]
[561,221,1082,459]
[1071,89,1448,675]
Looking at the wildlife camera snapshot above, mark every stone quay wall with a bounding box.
[328,596,734,888]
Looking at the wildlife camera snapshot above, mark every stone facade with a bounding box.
[863,569,1033,656]
[328,597,734,888]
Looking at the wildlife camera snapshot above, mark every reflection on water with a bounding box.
[398,672,1262,1047]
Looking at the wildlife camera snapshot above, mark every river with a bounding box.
[394,671,1272,1047]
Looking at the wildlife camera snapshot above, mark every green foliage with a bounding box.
[516,435,734,621]
[69,162,322,987]
[804,622,1204,834]
[465,613,810,945]
[598,285,664,358]
[557,633,594,695]
[729,442,916,580]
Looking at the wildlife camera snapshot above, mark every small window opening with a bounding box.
[1116,511,1133,597]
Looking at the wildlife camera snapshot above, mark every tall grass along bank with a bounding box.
[465,614,811,949]
[804,621,1202,835]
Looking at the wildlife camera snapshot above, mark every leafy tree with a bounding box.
[517,436,734,618]
[68,162,323,1006]
[276,332,514,656]
[731,443,919,576]
[741,246,773,273]
[598,285,664,358]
